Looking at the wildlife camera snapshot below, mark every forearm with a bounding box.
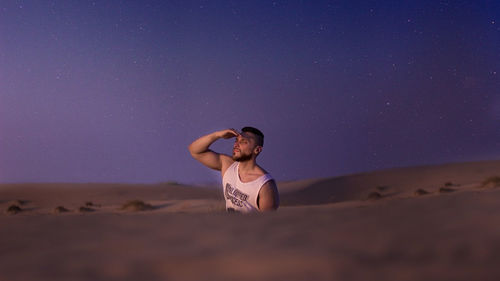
[188,131,221,155]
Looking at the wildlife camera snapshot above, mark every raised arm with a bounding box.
[188,129,237,171]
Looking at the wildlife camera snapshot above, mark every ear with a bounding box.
[254,146,263,155]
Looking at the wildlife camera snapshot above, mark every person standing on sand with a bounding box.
[188,127,279,213]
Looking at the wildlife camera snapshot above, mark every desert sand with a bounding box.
[1,159,500,281]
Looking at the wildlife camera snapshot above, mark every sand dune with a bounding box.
[1,160,500,280]
[280,159,500,206]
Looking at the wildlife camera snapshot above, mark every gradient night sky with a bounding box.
[1,1,499,184]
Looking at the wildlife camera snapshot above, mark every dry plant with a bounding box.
[367,192,382,200]
[376,185,389,191]
[480,176,500,188]
[85,201,101,207]
[78,206,94,213]
[54,206,70,213]
[439,187,455,193]
[414,189,430,196]
[120,200,154,211]
[6,205,22,215]
[10,199,28,206]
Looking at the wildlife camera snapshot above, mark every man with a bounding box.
[188,127,279,213]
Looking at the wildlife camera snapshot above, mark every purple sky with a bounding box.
[1,1,499,184]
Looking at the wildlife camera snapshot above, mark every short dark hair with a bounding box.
[241,127,264,146]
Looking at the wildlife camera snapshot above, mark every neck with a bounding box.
[238,159,257,171]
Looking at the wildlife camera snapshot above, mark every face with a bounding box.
[232,132,261,161]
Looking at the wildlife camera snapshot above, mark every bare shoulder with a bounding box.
[220,154,235,177]
[261,180,278,194]
[258,180,280,211]
[255,165,268,176]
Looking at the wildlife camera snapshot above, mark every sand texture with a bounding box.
[1,160,500,281]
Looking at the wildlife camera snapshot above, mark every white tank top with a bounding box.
[222,162,274,213]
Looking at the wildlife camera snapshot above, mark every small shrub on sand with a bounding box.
[10,199,28,206]
[367,192,382,200]
[439,187,455,193]
[480,176,500,188]
[54,206,70,213]
[444,182,454,187]
[85,201,100,207]
[414,189,430,196]
[78,206,94,213]
[6,205,22,215]
[120,200,154,211]
[376,185,388,191]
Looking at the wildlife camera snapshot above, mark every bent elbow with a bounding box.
[187,143,197,158]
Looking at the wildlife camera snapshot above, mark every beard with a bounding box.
[232,151,253,162]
